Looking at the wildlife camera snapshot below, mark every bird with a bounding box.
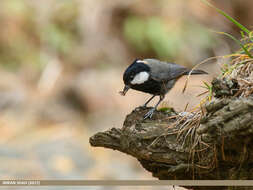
[120,58,208,119]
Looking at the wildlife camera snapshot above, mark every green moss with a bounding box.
[158,107,175,114]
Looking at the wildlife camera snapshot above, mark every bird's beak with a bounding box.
[119,85,130,96]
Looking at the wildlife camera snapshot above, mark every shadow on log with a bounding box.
[89,77,253,190]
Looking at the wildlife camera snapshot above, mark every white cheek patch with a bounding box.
[131,71,149,85]
[136,60,148,64]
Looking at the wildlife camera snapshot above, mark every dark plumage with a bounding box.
[120,58,207,119]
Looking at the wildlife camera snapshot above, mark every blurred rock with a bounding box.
[0,71,27,112]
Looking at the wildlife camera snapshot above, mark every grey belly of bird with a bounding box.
[131,79,176,95]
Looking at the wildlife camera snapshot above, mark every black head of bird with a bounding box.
[120,58,208,119]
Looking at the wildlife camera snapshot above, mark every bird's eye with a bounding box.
[130,75,134,80]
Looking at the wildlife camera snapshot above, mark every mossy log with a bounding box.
[89,78,253,190]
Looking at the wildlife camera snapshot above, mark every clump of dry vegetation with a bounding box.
[173,53,253,171]
[227,56,253,97]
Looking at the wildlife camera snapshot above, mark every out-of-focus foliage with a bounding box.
[1,0,251,73]
[1,0,247,74]
[42,2,81,56]
[124,16,215,62]
[0,0,81,71]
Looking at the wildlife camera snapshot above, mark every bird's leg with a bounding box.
[143,95,165,119]
[143,95,156,107]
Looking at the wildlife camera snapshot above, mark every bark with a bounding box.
[89,78,253,190]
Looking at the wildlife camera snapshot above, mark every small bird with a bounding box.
[120,58,207,119]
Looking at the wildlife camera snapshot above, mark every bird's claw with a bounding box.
[143,108,155,119]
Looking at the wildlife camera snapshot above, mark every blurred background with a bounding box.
[0,0,252,185]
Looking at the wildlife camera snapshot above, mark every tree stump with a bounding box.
[89,77,253,190]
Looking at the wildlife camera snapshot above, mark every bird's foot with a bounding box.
[143,108,155,119]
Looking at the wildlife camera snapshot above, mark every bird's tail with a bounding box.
[185,69,208,75]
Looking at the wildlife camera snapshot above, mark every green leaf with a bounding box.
[201,0,250,35]
[249,31,253,42]
[203,81,211,90]
[215,31,253,58]
[240,31,245,38]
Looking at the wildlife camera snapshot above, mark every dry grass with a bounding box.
[229,57,253,97]
[181,54,252,168]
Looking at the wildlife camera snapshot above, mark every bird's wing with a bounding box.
[143,59,188,82]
